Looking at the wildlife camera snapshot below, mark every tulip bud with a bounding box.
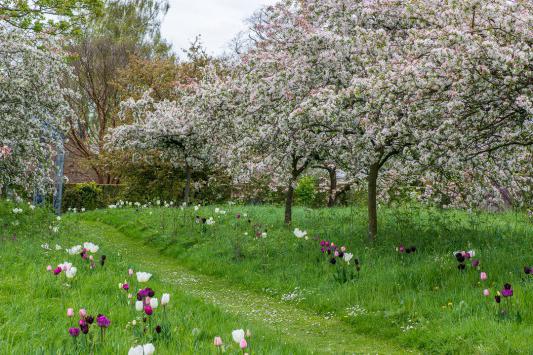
[214,336,223,346]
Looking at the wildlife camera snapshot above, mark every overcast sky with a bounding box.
[161,0,278,57]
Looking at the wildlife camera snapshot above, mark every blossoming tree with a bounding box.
[0,28,73,194]
[228,0,532,238]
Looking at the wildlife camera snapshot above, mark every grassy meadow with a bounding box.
[1,200,533,354]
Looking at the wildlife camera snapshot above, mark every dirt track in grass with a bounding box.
[77,219,414,354]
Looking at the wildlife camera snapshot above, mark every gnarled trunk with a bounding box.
[367,162,379,241]
[184,164,191,204]
[284,178,295,225]
[327,167,337,207]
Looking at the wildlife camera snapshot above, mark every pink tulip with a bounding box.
[240,339,247,349]
[67,308,74,317]
[213,336,223,347]
[341,246,346,252]
[144,305,153,315]
[483,289,490,296]
[79,308,87,318]
[46,265,52,272]
[128,268,134,276]
[480,272,487,281]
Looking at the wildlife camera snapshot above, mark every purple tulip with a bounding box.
[96,315,110,328]
[501,289,513,297]
[122,283,129,291]
[69,327,80,337]
[53,267,62,275]
[398,245,405,253]
[471,259,479,268]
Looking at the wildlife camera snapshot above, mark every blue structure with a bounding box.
[33,124,65,216]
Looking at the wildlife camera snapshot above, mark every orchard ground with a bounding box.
[1,201,533,354]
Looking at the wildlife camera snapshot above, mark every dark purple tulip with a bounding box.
[80,323,89,334]
[122,283,129,291]
[155,325,162,333]
[524,266,532,275]
[471,259,480,268]
[236,214,241,219]
[455,253,465,263]
[458,263,466,270]
[147,288,155,297]
[338,252,344,258]
[96,315,110,328]
[86,316,94,324]
[354,258,360,265]
[100,255,106,266]
[495,295,501,303]
[69,327,80,337]
[504,283,512,290]
[330,258,337,265]
[410,246,416,253]
[464,252,471,259]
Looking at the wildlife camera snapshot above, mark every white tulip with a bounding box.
[127,345,143,355]
[343,253,353,264]
[143,343,155,355]
[149,298,158,309]
[135,301,144,311]
[161,293,170,306]
[65,267,77,278]
[232,329,245,344]
[83,242,99,253]
[136,272,152,282]
[67,245,82,255]
[293,228,307,238]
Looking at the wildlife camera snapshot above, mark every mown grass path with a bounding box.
[77,219,413,354]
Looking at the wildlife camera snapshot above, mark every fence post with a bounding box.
[53,134,65,215]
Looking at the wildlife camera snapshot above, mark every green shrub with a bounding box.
[62,182,104,211]
[295,176,318,207]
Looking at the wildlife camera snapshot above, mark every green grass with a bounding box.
[1,200,533,353]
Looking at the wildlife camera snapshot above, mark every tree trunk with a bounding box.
[183,164,191,204]
[367,162,379,241]
[327,167,337,207]
[284,178,295,225]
